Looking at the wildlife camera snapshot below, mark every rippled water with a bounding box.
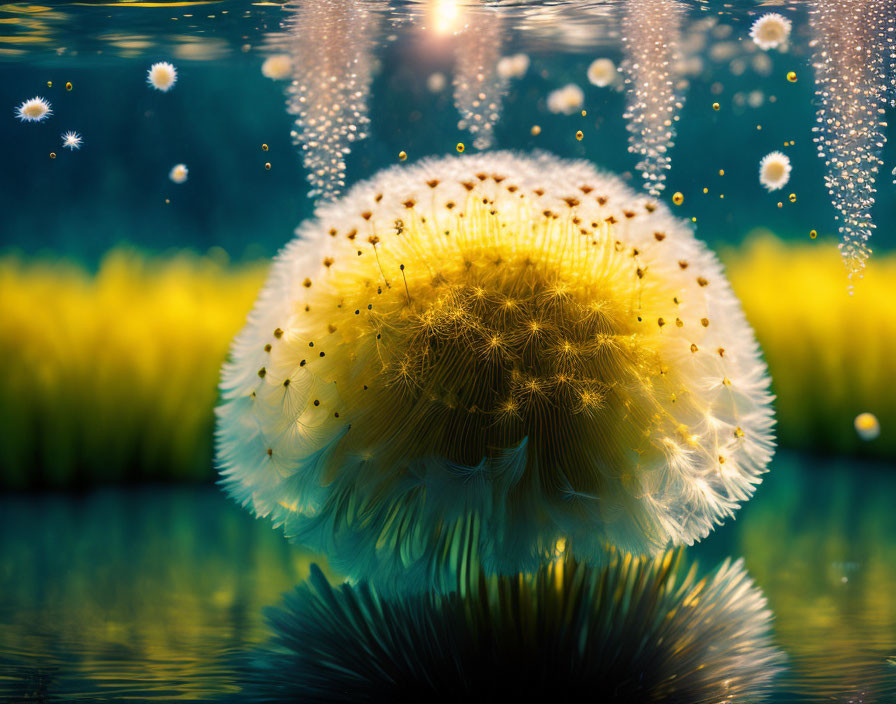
[0,453,892,701]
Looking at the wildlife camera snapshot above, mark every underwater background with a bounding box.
[1,0,895,701]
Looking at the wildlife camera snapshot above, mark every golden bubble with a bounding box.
[810,229,818,239]
[575,130,584,141]
[777,202,783,208]
[456,142,465,153]
[581,110,587,117]
[789,193,797,203]
[719,194,725,199]
[712,102,720,111]
[262,144,269,152]
[691,217,697,222]
[703,187,709,194]
[672,192,684,206]
[49,152,56,159]
[265,162,271,170]
[65,81,72,91]
[786,71,797,83]
[756,124,762,131]
[719,169,725,176]
[530,125,541,136]
[398,150,407,161]
[165,198,170,204]
[47,81,52,88]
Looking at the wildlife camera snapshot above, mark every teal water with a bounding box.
[1,452,894,702]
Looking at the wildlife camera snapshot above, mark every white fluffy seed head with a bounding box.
[759,151,791,191]
[216,152,775,585]
[587,58,618,87]
[15,97,52,122]
[147,61,177,91]
[547,84,585,115]
[168,163,188,184]
[750,13,792,51]
[61,131,83,150]
[261,54,293,80]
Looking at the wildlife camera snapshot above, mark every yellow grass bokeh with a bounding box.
[0,235,892,487]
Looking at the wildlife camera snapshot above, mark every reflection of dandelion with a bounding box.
[216,152,775,590]
[453,6,507,150]
[239,553,784,702]
[811,0,889,283]
[273,0,380,201]
[621,0,685,197]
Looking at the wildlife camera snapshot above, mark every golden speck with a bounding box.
[712,102,720,111]
[456,142,465,153]
[531,125,541,136]
[700,317,709,327]
[734,427,745,438]
[690,343,698,353]
[789,193,797,203]
[262,143,269,151]
[672,192,684,206]
[719,169,725,176]
[265,162,271,170]
[756,124,762,131]
[575,130,584,141]
[786,71,797,83]
[65,81,72,92]
[581,110,587,117]
[47,81,52,88]
[398,150,407,161]
[49,152,56,159]
[810,229,818,239]
[703,187,709,194]
[777,202,783,208]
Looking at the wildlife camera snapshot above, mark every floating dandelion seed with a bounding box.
[61,131,82,150]
[749,13,792,51]
[854,412,880,441]
[759,151,791,191]
[147,61,177,91]
[272,0,379,201]
[239,553,784,701]
[496,53,530,80]
[261,54,292,80]
[453,7,508,150]
[621,0,686,197]
[546,83,584,115]
[15,97,52,123]
[168,163,188,184]
[586,58,617,87]
[811,0,890,283]
[216,153,775,588]
[426,71,447,93]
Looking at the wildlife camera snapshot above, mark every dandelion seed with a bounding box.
[15,96,52,123]
[426,72,447,93]
[547,83,585,115]
[587,58,617,87]
[854,412,880,441]
[749,13,792,50]
[61,131,82,150]
[261,54,292,80]
[147,61,177,91]
[759,152,791,191]
[216,152,775,587]
[497,53,530,80]
[169,163,188,184]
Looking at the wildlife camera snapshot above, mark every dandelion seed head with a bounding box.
[147,61,177,91]
[15,96,52,123]
[61,131,82,150]
[750,13,792,51]
[587,58,617,88]
[261,54,292,80]
[759,151,791,191]
[497,53,530,80]
[169,163,188,184]
[216,152,775,588]
[547,83,585,115]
